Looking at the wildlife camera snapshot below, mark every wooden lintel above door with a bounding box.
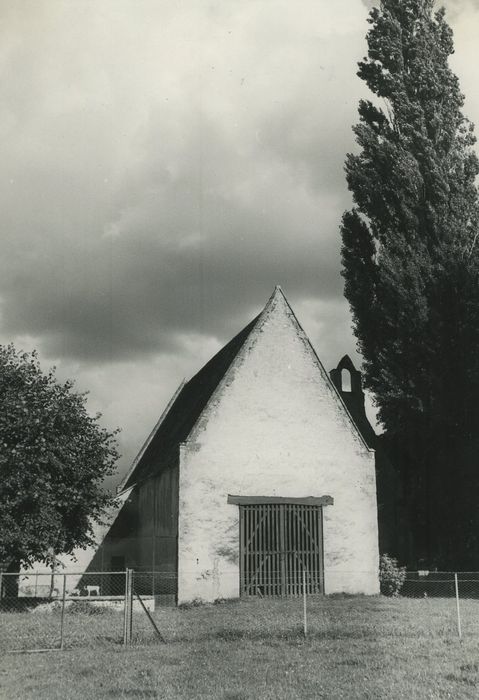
[227,495,334,506]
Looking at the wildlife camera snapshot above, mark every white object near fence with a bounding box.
[86,585,100,596]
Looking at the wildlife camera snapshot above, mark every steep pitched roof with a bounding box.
[121,286,372,491]
[121,312,259,490]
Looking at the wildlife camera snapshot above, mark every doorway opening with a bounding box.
[234,499,327,596]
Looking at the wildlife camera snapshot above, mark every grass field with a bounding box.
[1,595,479,699]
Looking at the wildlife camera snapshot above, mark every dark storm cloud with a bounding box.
[0,165,344,360]
[1,0,476,369]
[0,0,367,363]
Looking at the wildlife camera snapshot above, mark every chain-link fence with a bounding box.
[401,572,479,638]
[1,569,479,652]
[402,571,479,598]
[0,569,177,652]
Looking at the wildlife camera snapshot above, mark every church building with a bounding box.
[87,286,380,602]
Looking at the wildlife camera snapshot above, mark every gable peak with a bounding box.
[268,284,285,302]
[261,284,290,314]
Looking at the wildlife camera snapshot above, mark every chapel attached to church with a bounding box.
[87,286,380,602]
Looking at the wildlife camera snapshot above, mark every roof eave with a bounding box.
[117,379,187,494]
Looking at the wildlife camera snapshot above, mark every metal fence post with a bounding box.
[454,573,462,639]
[302,569,307,637]
[123,569,130,647]
[129,569,134,643]
[59,574,67,650]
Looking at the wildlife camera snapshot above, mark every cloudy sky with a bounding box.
[1,0,479,484]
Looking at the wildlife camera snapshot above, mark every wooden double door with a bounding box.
[239,502,324,596]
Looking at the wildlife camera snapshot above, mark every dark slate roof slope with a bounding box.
[123,314,259,489]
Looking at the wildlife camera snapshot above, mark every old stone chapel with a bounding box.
[87,286,380,602]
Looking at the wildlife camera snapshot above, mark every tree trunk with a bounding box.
[4,560,20,598]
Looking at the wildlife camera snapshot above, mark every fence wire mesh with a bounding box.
[1,569,479,652]
[0,571,130,652]
[402,572,479,598]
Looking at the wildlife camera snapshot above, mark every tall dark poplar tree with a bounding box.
[341,0,479,567]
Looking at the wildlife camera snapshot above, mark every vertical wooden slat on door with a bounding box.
[319,506,324,593]
[294,505,299,595]
[291,505,297,596]
[275,504,280,596]
[286,505,291,595]
[314,506,320,586]
[266,504,270,597]
[247,505,251,595]
[298,506,302,593]
[253,506,258,594]
[289,505,294,596]
[241,508,245,595]
[303,506,311,593]
[265,505,268,595]
[312,506,316,591]
[292,506,295,595]
[259,505,264,593]
[308,507,314,593]
[246,508,250,593]
[279,505,286,596]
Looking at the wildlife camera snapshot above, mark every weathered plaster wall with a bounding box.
[178,292,379,602]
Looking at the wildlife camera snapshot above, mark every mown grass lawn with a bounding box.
[1,595,479,699]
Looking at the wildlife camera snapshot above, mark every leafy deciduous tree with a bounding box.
[0,344,119,572]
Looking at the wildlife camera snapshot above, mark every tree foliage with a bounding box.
[379,553,406,596]
[341,0,479,566]
[0,344,120,569]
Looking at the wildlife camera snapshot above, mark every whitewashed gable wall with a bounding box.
[178,291,379,602]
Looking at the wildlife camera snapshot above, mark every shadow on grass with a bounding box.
[0,598,59,612]
[334,658,364,667]
[106,691,158,698]
[129,624,436,646]
[65,635,123,649]
[444,673,477,687]
[213,628,377,642]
